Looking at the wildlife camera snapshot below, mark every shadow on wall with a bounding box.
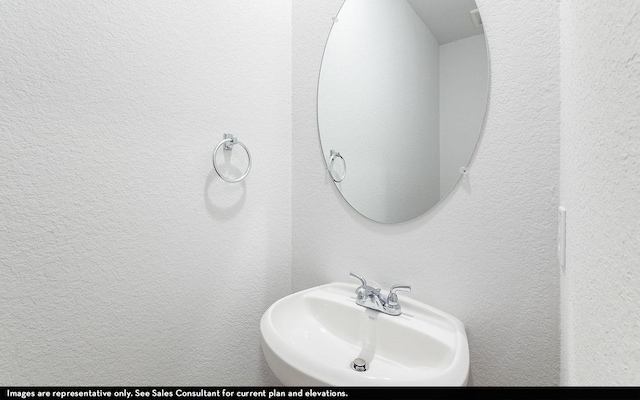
[204,169,246,220]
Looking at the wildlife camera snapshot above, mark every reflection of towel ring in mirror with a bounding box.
[212,134,252,183]
[328,149,346,183]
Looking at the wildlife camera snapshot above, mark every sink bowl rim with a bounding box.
[260,282,470,386]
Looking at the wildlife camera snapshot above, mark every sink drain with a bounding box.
[351,358,368,372]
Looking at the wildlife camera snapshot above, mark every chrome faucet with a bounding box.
[349,272,411,316]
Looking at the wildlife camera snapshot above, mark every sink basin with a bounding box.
[260,282,469,386]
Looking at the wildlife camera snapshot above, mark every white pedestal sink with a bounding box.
[260,282,469,386]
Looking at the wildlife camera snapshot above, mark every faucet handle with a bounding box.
[349,272,369,300]
[387,284,411,308]
[349,272,367,287]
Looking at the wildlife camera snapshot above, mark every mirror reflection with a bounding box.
[318,0,489,223]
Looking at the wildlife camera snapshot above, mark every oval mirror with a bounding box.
[318,0,489,224]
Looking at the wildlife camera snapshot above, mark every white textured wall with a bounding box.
[440,34,488,195]
[318,0,440,223]
[293,0,560,386]
[560,0,640,385]
[0,0,290,385]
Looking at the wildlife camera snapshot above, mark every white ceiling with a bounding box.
[407,0,484,45]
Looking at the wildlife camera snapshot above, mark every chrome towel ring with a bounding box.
[212,134,252,183]
[328,149,346,183]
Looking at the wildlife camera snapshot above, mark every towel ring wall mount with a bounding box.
[212,134,252,183]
